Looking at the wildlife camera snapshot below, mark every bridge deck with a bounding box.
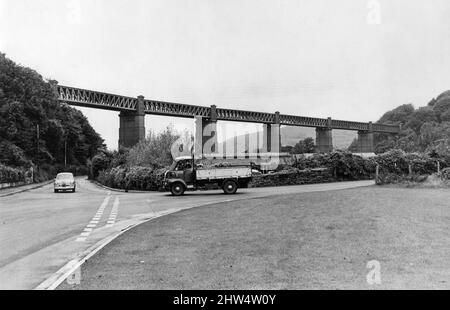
[56,85,399,133]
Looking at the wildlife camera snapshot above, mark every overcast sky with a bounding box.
[1,0,450,149]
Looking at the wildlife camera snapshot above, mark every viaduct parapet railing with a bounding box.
[56,85,399,134]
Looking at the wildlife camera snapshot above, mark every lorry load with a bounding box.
[163,155,253,196]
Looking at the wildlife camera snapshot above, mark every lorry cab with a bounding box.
[167,156,195,185]
[164,156,195,195]
[163,156,252,196]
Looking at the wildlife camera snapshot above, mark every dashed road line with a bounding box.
[106,197,119,228]
[76,195,110,242]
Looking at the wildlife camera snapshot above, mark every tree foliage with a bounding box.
[0,53,104,169]
[374,91,450,154]
[126,126,180,168]
[292,137,315,154]
[91,126,181,182]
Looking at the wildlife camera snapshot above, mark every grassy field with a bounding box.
[61,186,450,289]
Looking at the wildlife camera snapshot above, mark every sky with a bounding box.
[1,0,450,149]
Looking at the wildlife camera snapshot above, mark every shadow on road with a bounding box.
[162,191,248,197]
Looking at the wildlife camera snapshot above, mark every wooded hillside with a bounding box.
[0,53,104,170]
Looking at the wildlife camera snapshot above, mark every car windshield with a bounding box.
[56,173,73,180]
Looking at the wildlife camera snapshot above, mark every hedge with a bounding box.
[249,168,336,188]
[437,167,450,180]
[374,150,449,184]
[0,164,26,183]
[94,150,450,190]
[375,150,446,175]
[293,151,375,180]
[97,166,166,191]
[263,150,450,186]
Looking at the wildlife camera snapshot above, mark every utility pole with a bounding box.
[36,124,40,181]
[64,139,67,168]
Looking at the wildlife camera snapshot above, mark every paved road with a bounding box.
[0,177,374,289]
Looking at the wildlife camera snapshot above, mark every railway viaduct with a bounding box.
[56,85,400,154]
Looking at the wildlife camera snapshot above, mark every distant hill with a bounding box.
[220,87,450,154]
[217,126,356,153]
[281,126,356,149]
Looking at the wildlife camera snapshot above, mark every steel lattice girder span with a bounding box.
[56,85,400,133]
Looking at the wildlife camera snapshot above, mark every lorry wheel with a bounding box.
[222,180,238,194]
[170,183,185,196]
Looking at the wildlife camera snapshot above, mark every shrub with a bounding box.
[97,166,167,191]
[374,149,409,175]
[109,149,129,168]
[91,153,111,177]
[0,164,25,183]
[95,148,450,189]
[438,167,450,180]
[250,168,335,188]
[126,126,180,168]
[373,149,449,184]
[124,167,166,190]
[293,151,375,180]
[375,149,443,176]
[0,141,31,167]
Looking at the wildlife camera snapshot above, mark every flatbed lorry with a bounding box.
[163,156,253,196]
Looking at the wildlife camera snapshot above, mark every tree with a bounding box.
[377,104,415,125]
[433,98,450,122]
[418,122,450,150]
[292,137,315,154]
[396,128,418,152]
[91,152,111,177]
[0,141,30,167]
[0,53,104,169]
[404,107,438,134]
[126,126,181,168]
[374,90,450,154]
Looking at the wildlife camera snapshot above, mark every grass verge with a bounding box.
[60,186,450,289]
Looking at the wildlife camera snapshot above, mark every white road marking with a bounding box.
[105,197,119,228]
[75,195,110,242]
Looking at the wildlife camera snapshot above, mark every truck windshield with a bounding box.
[175,160,192,171]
